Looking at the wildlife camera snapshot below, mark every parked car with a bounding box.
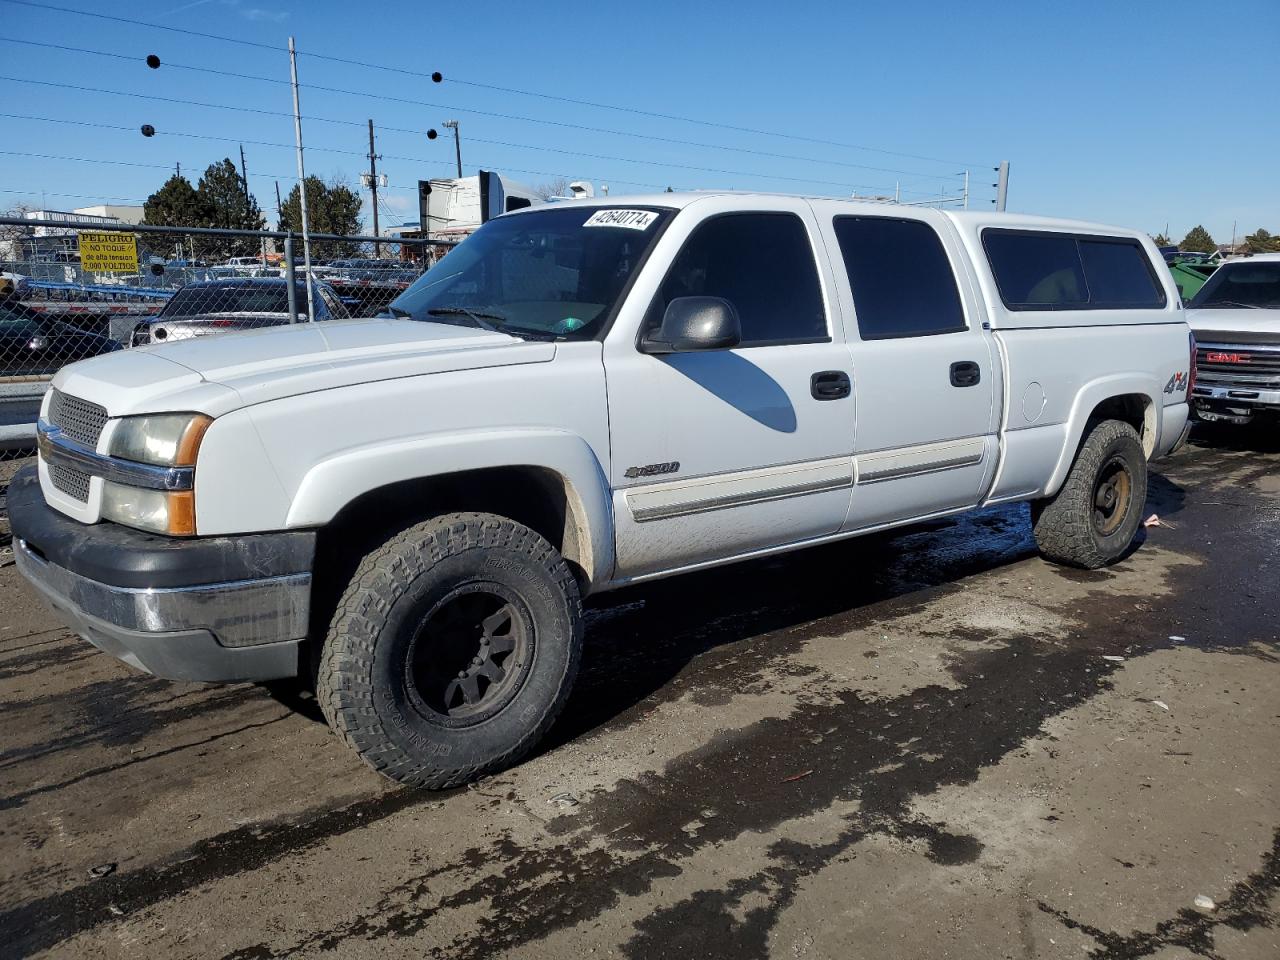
[131,277,350,345]
[11,195,1192,790]
[0,296,121,377]
[1185,252,1280,425]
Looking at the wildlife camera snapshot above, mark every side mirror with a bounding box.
[641,296,742,354]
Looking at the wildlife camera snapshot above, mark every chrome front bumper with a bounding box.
[14,538,309,682]
[1193,384,1280,409]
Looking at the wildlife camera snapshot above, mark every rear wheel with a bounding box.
[1032,419,1147,569]
[317,512,582,788]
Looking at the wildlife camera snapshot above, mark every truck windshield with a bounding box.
[388,206,672,339]
[1189,261,1280,309]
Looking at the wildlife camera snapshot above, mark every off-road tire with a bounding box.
[317,512,582,788]
[1031,419,1147,569]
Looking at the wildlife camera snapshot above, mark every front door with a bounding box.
[604,199,856,580]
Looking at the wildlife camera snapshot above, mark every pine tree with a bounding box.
[196,159,266,258]
[1152,232,1171,246]
[1179,225,1216,254]
[1244,228,1280,254]
[142,175,208,229]
[278,176,363,258]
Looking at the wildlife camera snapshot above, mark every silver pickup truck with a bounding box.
[9,193,1193,787]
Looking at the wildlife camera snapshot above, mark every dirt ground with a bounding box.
[0,429,1277,959]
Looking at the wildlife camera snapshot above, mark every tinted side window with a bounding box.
[833,217,966,339]
[505,197,532,212]
[984,230,1166,310]
[647,213,826,346]
[1078,239,1165,307]
[984,232,1087,308]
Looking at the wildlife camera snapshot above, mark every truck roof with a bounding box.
[518,191,1149,240]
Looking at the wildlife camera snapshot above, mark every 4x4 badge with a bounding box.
[1164,371,1188,394]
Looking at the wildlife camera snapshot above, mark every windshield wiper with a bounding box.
[386,305,411,318]
[1201,300,1262,310]
[426,306,507,332]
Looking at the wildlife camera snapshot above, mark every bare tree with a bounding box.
[533,178,571,200]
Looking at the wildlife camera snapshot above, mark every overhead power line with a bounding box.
[0,110,950,197]
[0,36,967,185]
[1,187,148,204]
[0,1,990,170]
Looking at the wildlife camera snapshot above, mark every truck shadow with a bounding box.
[546,502,1039,750]
[1187,421,1280,454]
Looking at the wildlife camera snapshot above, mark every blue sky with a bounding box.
[1,0,1276,244]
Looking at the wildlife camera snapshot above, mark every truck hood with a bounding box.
[1187,307,1280,345]
[53,318,555,417]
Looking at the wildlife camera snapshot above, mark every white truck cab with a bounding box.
[10,193,1193,787]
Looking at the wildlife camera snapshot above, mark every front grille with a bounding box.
[1196,345,1280,390]
[48,389,109,448]
[50,463,91,502]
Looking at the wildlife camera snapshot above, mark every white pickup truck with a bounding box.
[10,194,1193,787]
[1185,252,1280,426]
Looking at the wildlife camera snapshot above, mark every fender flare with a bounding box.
[1044,374,1161,497]
[286,428,614,588]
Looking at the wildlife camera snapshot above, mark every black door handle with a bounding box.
[950,361,981,388]
[811,370,851,400]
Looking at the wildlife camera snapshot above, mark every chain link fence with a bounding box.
[1,217,452,460]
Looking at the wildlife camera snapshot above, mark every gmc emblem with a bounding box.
[1205,351,1250,364]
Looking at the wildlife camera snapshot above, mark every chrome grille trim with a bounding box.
[37,421,194,492]
[1196,343,1280,390]
[48,390,109,449]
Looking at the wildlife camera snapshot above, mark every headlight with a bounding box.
[107,413,211,467]
[101,481,196,536]
[101,412,211,535]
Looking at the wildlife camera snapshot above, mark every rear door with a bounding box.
[812,206,1000,530]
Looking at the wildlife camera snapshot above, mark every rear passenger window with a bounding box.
[646,213,826,346]
[833,217,966,339]
[984,229,1166,310]
[1077,239,1166,306]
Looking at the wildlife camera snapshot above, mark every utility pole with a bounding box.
[287,36,316,323]
[962,170,969,209]
[442,120,462,177]
[238,144,250,203]
[175,161,181,178]
[275,181,284,222]
[993,161,1010,212]
[366,119,381,258]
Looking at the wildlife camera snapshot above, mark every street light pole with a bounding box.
[441,120,462,177]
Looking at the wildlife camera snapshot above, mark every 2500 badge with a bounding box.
[624,461,680,479]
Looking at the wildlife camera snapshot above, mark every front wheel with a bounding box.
[317,512,583,788]
[1031,419,1148,569]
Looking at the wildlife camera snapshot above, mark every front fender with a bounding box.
[1044,374,1160,496]
[285,428,615,589]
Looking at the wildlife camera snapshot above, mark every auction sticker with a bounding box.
[583,209,658,230]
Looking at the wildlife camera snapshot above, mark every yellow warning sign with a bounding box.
[78,231,139,273]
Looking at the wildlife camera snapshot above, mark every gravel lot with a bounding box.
[1,430,1277,959]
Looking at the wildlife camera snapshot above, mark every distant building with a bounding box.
[71,205,145,225]
[1,205,144,264]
